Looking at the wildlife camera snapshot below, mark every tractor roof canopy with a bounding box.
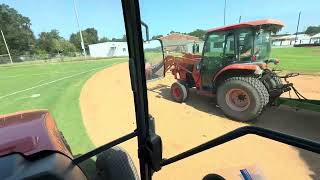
[208,19,284,33]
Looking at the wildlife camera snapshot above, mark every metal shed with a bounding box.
[89,42,128,57]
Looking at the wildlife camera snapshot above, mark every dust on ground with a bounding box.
[80,63,320,180]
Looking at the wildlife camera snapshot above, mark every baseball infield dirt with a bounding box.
[80,63,320,180]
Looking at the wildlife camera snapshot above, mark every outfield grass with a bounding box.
[0,58,127,156]
[271,47,320,74]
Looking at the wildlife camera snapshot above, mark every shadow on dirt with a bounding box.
[148,84,320,179]
[74,154,96,180]
[257,107,320,180]
[148,84,225,117]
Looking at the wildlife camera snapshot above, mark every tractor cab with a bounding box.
[204,19,283,62]
[200,19,284,90]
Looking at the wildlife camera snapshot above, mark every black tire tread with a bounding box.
[95,146,139,180]
[218,76,269,121]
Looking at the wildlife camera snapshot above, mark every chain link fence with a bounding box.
[0,52,96,64]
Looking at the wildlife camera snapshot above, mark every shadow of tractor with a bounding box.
[258,107,320,180]
[148,84,225,117]
[148,84,320,179]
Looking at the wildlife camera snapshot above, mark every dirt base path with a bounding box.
[281,74,320,100]
[80,63,320,180]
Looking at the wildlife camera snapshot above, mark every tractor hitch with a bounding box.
[279,73,307,100]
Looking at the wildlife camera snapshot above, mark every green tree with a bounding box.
[99,37,109,43]
[0,4,35,57]
[305,26,320,35]
[51,39,62,53]
[36,29,62,53]
[110,34,127,42]
[60,40,76,55]
[69,28,99,52]
[36,29,76,56]
[188,29,206,40]
[121,34,127,42]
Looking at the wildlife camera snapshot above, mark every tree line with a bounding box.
[305,26,320,36]
[0,4,126,60]
[1,4,319,61]
[151,29,207,41]
[0,3,206,60]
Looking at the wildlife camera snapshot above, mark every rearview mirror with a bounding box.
[144,40,165,81]
[141,21,149,41]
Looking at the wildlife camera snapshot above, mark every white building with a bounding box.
[310,33,320,44]
[89,42,128,57]
[295,34,312,44]
[272,34,312,46]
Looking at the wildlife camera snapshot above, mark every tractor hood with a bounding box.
[0,110,72,158]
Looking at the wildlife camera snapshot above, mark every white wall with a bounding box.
[311,38,320,44]
[89,42,128,57]
[272,34,313,46]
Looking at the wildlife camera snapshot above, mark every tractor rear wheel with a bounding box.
[171,82,189,103]
[217,77,269,122]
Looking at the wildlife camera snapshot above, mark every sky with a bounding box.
[2,0,320,39]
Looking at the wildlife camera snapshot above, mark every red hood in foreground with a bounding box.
[0,110,72,158]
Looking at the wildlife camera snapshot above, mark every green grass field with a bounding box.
[0,58,126,156]
[271,47,320,74]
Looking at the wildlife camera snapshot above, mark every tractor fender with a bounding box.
[213,64,260,84]
[0,110,73,158]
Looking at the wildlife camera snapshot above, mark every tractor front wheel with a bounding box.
[171,82,189,103]
[217,77,269,122]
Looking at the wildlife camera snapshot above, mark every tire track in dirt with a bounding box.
[80,63,320,180]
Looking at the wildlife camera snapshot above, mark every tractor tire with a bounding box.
[217,77,269,122]
[171,81,189,103]
[179,80,190,98]
[95,146,139,180]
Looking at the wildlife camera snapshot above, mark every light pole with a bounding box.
[295,11,301,45]
[224,0,227,25]
[1,30,13,64]
[73,0,87,57]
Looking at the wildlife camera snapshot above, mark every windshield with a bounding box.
[254,30,271,61]
[1,1,320,180]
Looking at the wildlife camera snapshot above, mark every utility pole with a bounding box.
[224,0,227,25]
[239,16,242,23]
[295,11,301,45]
[1,30,13,64]
[73,0,87,58]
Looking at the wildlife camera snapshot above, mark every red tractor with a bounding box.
[0,1,319,180]
[153,19,292,121]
